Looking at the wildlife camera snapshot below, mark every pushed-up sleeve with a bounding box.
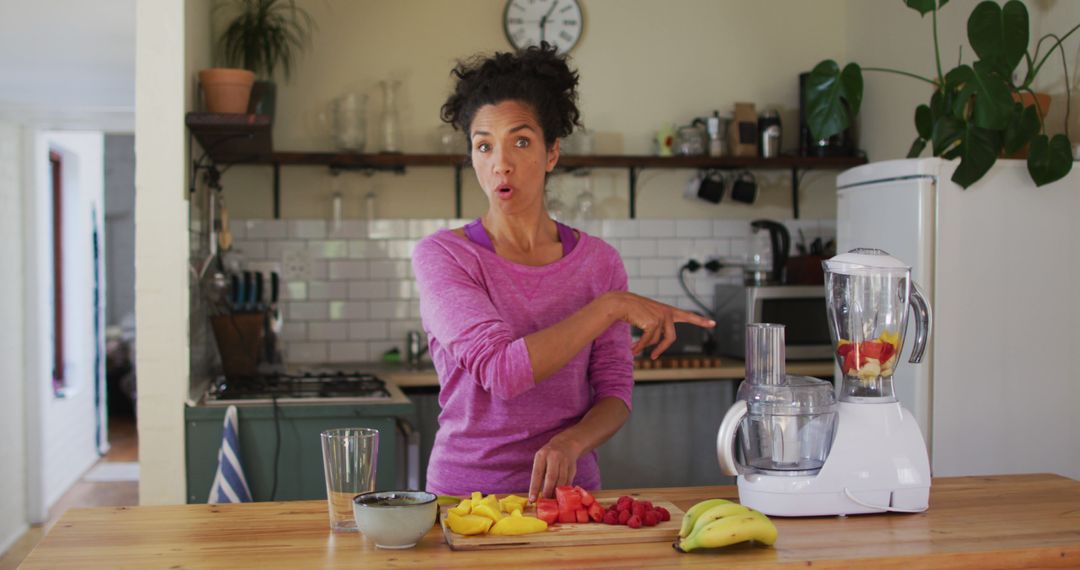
[412,237,535,401]
[586,254,634,412]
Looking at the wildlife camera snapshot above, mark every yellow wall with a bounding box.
[212,0,849,221]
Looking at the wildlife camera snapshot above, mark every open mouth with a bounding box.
[496,184,514,196]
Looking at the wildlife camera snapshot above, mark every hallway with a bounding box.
[0,417,138,569]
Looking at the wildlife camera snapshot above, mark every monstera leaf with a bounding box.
[1002,103,1041,155]
[968,0,1028,76]
[905,0,950,16]
[947,62,1014,130]
[951,124,1002,188]
[907,104,933,157]
[805,60,863,141]
[1027,134,1074,186]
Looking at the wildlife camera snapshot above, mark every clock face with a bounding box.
[503,0,584,55]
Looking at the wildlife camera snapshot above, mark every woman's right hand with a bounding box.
[603,291,715,360]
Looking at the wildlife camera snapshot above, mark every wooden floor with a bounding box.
[0,416,139,570]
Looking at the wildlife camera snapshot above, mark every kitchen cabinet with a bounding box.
[187,113,867,219]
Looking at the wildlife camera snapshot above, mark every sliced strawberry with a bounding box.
[587,502,605,523]
[575,507,590,524]
[558,509,576,524]
[574,485,596,507]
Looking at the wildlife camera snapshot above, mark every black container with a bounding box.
[799,72,856,157]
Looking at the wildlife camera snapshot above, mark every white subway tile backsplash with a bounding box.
[329,301,368,320]
[368,220,408,239]
[309,281,349,300]
[386,240,417,259]
[713,220,749,238]
[368,260,412,279]
[329,260,369,280]
[291,220,327,239]
[348,240,389,259]
[329,342,370,363]
[309,240,348,259]
[349,281,388,300]
[287,301,329,321]
[637,220,676,238]
[239,218,838,364]
[229,221,247,240]
[280,322,307,341]
[675,219,712,238]
[309,321,349,341]
[285,281,308,301]
[233,240,267,259]
[628,278,658,296]
[618,239,657,257]
[602,220,638,238]
[287,342,328,363]
[245,220,288,239]
[350,321,389,340]
[639,258,678,277]
[369,300,413,319]
[267,240,305,260]
[656,239,692,258]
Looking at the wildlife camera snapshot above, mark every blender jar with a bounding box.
[823,248,931,401]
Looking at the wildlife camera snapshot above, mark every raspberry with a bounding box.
[617,509,631,525]
[640,500,653,511]
[616,500,631,512]
[631,502,645,519]
[643,511,659,526]
[603,511,618,525]
[655,506,671,522]
[627,514,642,529]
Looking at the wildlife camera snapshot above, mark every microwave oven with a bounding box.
[713,284,832,360]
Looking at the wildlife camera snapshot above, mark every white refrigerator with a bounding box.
[836,158,1080,479]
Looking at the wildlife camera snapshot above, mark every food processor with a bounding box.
[717,249,933,516]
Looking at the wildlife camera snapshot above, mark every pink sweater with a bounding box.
[412,228,633,496]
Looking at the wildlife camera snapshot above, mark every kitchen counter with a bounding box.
[21,474,1080,568]
[370,359,835,388]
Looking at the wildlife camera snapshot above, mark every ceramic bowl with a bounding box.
[352,491,437,549]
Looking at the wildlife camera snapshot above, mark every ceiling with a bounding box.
[0,0,134,112]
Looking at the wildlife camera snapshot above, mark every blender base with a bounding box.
[736,401,931,517]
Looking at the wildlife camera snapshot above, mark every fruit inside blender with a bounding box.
[837,330,900,382]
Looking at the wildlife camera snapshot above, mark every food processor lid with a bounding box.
[824,248,910,275]
[737,375,837,415]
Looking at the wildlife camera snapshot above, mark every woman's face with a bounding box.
[469,100,560,215]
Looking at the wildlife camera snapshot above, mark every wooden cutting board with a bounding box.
[440,498,684,550]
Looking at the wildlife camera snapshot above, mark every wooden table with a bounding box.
[22,474,1080,569]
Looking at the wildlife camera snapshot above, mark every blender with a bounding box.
[717,248,932,516]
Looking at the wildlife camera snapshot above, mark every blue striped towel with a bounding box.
[208,405,253,503]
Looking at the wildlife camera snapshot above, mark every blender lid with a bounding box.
[824,248,910,275]
[737,375,837,415]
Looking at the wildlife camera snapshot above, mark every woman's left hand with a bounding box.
[528,436,581,502]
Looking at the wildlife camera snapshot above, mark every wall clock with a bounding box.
[503,0,584,54]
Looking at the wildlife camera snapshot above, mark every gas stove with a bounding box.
[203,369,409,406]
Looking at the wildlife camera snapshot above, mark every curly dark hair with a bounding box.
[441,42,581,148]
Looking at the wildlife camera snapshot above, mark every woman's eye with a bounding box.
[475,142,490,152]
[515,137,530,148]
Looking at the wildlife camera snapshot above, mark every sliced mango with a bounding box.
[499,494,528,513]
[447,512,493,535]
[880,330,900,348]
[449,498,472,516]
[471,502,503,522]
[471,491,483,504]
[489,510,549,536]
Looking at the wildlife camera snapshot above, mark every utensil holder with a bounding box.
[210,313,266,381]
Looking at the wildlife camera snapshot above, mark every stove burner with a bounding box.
[209,370,390,400]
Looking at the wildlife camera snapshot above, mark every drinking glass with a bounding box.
[321,427,379,531]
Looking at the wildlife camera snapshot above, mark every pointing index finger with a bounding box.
[673,310,716,328]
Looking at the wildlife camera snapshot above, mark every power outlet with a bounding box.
[281,247,312,281]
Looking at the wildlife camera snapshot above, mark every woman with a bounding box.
[412,44,714,502]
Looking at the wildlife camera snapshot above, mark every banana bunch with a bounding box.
[673,498,778,552]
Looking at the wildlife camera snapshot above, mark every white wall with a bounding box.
[0,121,28,552]
[134,0,195,505]
[213,0,848,221]
[26,131,107,519]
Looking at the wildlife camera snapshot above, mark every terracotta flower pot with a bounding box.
[199,68,256,114]
[1004,92,1051,159]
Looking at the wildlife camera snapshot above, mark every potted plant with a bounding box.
[215,0,316,118]
[806,0,1079,188]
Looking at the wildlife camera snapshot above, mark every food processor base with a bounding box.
[736,401,931,517]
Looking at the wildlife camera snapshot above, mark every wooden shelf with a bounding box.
[185,112,867,219]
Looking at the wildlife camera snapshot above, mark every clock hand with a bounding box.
[540,0,558,42]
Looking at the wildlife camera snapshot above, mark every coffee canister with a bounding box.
[759,110,782,159]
